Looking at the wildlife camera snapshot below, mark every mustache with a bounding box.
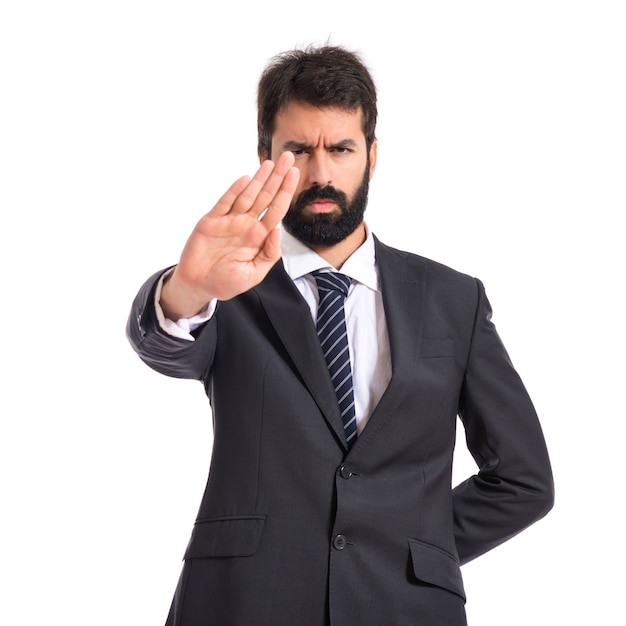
[293,185,347,208]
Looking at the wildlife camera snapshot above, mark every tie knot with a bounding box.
[313,271,351,298]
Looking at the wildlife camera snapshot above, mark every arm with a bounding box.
[453,279,554,565]
[126,152,300,378]
[126,267,218,379]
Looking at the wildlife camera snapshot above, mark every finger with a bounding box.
[245,152,298,219]
[210,175,252,217]
[205,152,296,220]
[255,225,283,267]
[259,166,300,230]
[228,159,278,215]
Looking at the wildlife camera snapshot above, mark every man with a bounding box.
[127,45,554,626]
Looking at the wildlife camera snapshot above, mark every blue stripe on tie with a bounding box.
[313,270,357,447]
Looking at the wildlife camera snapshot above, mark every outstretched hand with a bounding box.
[161,152,300,320]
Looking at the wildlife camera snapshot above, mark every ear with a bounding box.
[368,140,378,179]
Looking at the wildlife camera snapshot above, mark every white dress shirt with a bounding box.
[156,226,392,434]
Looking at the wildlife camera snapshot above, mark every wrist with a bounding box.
[160,270,213,321]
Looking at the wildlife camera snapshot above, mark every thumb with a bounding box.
[256,227,282,267]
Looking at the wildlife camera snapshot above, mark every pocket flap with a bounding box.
[184,515,266,560]
[408,539,465,601]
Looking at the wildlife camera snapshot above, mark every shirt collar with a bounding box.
[280,224,380,292]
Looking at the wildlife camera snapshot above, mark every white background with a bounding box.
[1,1,624,624]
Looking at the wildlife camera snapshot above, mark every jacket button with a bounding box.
[339,464,353,479]
[333,534,347,551]
[136,314,146,337]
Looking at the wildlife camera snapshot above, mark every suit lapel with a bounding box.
[253,239,427,453]
[351,238,426,449]
[254,261,349,449]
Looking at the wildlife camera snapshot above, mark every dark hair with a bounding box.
[257,45,378,159]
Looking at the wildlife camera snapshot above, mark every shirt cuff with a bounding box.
[154,269,217,341]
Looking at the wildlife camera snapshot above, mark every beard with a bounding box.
[282,163,370,248]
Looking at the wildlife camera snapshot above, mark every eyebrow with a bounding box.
[280,138,359,151]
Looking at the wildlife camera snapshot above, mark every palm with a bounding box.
[180,207,284,300]
[163,152,299,316]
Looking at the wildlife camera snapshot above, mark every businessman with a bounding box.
[127,44,554,625]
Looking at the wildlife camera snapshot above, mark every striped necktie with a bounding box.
[313,271,357,447]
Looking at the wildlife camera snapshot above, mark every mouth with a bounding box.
[306,200,338,214]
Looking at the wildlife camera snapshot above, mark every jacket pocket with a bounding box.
[420,338,455,358]
[183,515,266,560]
[408,539,466,601]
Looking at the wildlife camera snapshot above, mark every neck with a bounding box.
[310,223,367,270]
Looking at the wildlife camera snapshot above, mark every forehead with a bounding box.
[273,102,365,143]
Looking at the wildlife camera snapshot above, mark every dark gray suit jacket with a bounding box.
[126,236,554,626]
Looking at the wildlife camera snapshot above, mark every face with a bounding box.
[269,102,377,248]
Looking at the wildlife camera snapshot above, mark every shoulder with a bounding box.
[373,235,478,291]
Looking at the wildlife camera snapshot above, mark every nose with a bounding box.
[306,151,332,187]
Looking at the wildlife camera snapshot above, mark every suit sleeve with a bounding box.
[453,279,554,565]
[125,268,217,380]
